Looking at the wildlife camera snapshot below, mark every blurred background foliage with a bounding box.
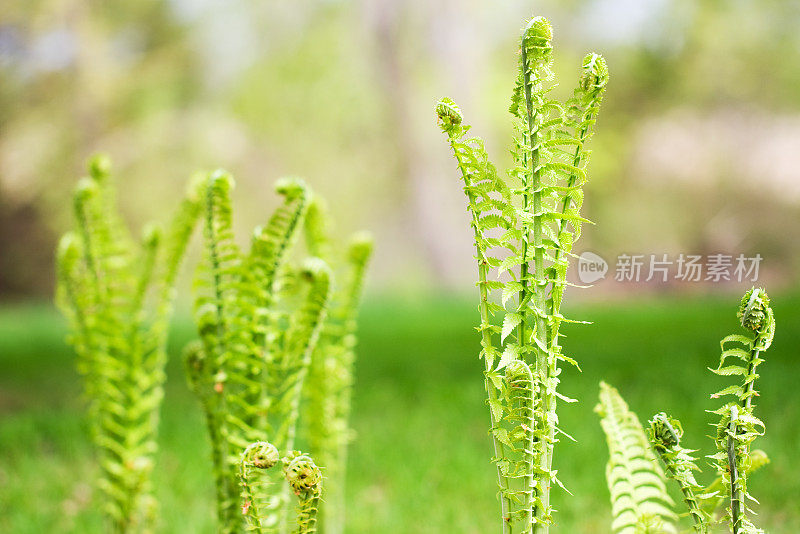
[2,0,800,297]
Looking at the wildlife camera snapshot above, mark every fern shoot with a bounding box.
[437,15,608,533]
[708,288,774,534]
[56,155,202,532]
[648,413,710,532]
[239,441,282,533]
[186,171,369,534]
[596,383,677,534]
[283,452,323,534]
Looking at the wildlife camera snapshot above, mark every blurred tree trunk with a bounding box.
[0,194,56,299]
[361,0,466,286]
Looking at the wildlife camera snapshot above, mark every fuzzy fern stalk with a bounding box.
[302,197,373,534]
[55,155,202,532]
[436,15,608,533]
[596,383,677,534]
[648,413,710,533]
[708,288,774,534]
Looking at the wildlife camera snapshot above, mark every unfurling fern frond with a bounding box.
[189,172,323,533]
[437,14,608,533]
[55,155,202,532]
[239,441,281,533]
[648,413,711,533]
[596,382,677,534]
[283,452,323,534]
[707,288,774,534]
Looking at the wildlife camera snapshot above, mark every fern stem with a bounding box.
[742,348,760,412]
[662,457,707,533]
[727,407,743,534]
[521,31,552,534]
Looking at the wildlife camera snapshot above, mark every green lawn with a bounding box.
[1,292,799,532]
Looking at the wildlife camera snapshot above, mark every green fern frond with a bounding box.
[249,177,311,318]
[437,14,608,533]
[274,258,332,451]
[708,288,774,534]
[303,195,332,260]
[648,413,711,532]
[596,383,677,534]
[186,172,370,534]
[239,441,281,533]
[56,155,201,532]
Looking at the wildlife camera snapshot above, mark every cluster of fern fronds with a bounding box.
[56,158,371,534]
[437,15,608,533]
[56,156,202,532]
[184,171,372,534]
[597,288,775,534]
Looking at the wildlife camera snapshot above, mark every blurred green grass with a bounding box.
[1,292,799,532]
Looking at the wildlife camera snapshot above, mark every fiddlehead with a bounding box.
[708,288,773,534]
[648,413,710,532]
[283,453,323,534]
[239,441,281,533]
[596,383,677,534]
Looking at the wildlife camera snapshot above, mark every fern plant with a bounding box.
[184,171,371,534]
[706,288,774,533]
[598,289,775,534]
[437,15,608,533]
[55,155,202,532]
